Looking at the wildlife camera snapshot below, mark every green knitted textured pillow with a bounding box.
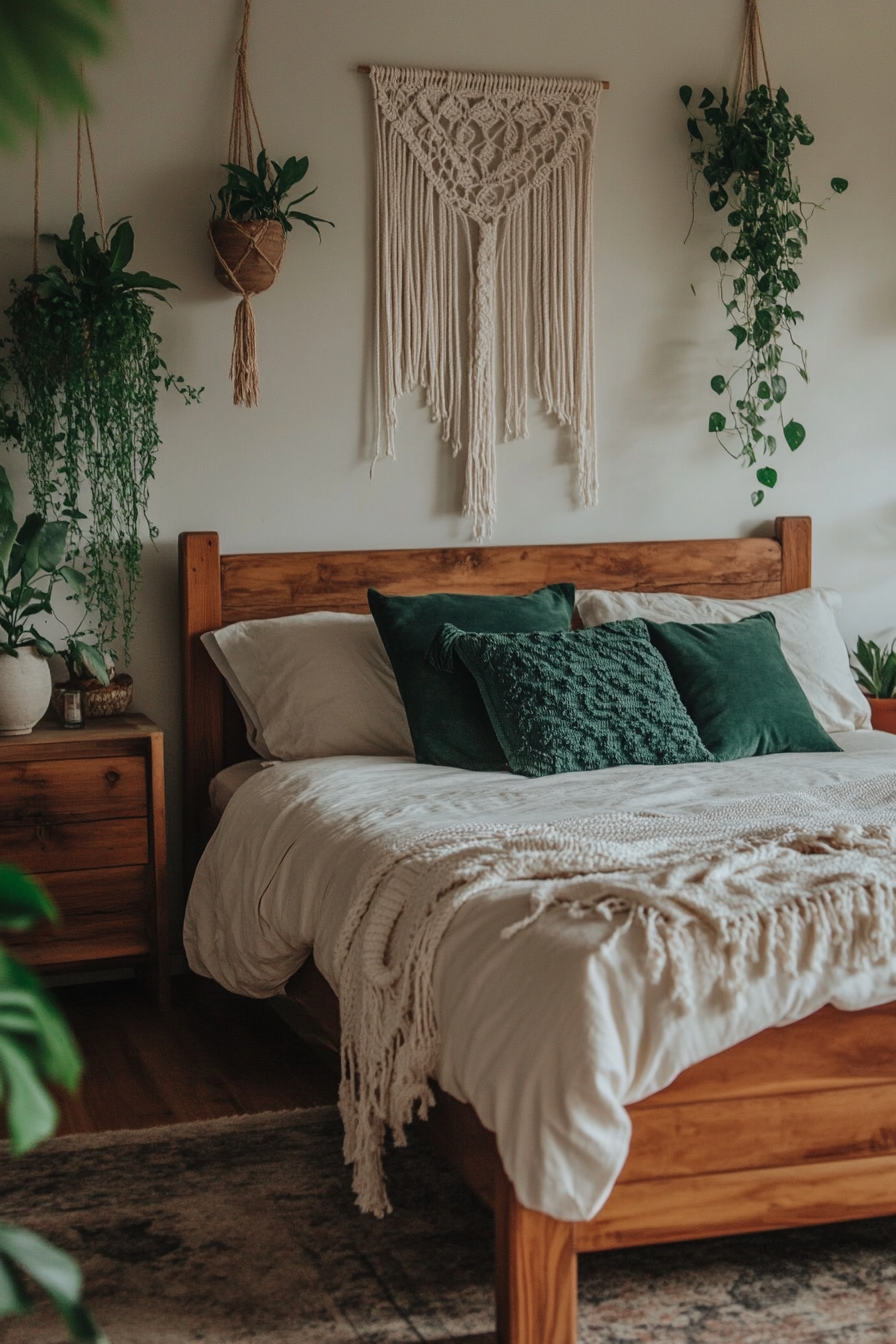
[428,620,714,777]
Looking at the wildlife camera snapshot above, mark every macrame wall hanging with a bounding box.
[366,64,606,540]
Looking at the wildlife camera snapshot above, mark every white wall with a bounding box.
[1,0,894,922]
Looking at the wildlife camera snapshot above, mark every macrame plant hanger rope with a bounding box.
[734,0,772,111]
[208,0,284,407]
[31,100,106,275]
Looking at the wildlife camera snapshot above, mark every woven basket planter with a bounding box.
[51,673,134,722]
[210,219,285,296]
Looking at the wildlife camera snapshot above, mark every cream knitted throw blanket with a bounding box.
[334,774,896,1216]
[368,65,602,540]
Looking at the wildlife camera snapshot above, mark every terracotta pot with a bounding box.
[0,646,52,735]
[209,219,286,296]
[51,673,133,722]
[867,696,896,735]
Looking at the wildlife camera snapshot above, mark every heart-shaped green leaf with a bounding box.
[783,419,806,451]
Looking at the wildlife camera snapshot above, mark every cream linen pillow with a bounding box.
[575,587,871,734]
[201,612,414,760]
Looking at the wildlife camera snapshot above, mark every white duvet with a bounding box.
[185,731,896,1221]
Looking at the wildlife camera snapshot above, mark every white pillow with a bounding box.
[201,612,414,760]
[575,587,871,734]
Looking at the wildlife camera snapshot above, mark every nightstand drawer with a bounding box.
[0,755,146,825]
[0,817,149,873]
[5,865,149,973]
[5,866,151,967]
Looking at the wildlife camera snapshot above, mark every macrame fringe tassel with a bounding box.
[230,295,260,408]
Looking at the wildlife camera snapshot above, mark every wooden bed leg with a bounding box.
[494,1169,577,1344]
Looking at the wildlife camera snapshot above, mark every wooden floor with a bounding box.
[52,973,339,1135]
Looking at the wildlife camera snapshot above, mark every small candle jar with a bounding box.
[62,688,84,729]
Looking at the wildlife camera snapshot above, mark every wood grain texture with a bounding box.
[623,1083,896,1182]
[52,976,339,1136]
[0,754,146,824]
[145,727,170,1009]
[179,532,223,878]
[1,815,148,872]
[218,536,787,625]
[495,1169,577,1344]
[576,1153,896,1252]
[776,515,812,591]
[4,864,150,969]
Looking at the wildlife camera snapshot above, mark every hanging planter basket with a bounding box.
[209,0,330,407]
[209,218,285,296]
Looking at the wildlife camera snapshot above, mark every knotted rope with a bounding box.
[32,96,107,277]
[76,107,106,237]
[32,107,40,274]
[210,0,283,408]
[734,0,773,110]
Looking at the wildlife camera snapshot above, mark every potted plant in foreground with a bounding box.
[851,636,896,734]
[0,864,104,1339]
[0,468,89,735]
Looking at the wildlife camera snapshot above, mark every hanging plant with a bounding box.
[682,1,848,506]
[0,212,201,665]
[209,0,331,408]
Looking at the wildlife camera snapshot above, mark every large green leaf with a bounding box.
[14,515,44,585]
[0,466,14,518]
[783,419,806,451]
[0,513,17,582]
[106,219,134,272]
[0,0,113,149]
[37,519,68,572]
[0,867,56,932]
[0,952,82,1153]
[69,638,107,683]
[0,1224,106,1341]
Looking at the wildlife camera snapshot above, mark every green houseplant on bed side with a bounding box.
[0,212,201,677]
[682,83,847,506]
[851,636,896,734]
[0,465,94,734]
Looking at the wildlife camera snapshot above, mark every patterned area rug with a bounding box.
[1,1106,894,1343]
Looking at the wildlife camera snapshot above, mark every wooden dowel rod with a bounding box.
[356,64,609,88]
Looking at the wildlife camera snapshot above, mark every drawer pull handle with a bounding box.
[105,770,120,786]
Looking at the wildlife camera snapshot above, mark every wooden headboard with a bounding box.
[179,517,811,876]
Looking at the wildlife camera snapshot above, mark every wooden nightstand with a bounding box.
[0,713,169,1007]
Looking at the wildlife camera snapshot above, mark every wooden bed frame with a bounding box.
[179,517,896,1344]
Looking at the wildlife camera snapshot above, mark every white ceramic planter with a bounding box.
[0,646,52,735]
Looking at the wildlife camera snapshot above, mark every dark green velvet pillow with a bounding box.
[368,584,575,770]
[644,611,841,761]
[427,620,715,777]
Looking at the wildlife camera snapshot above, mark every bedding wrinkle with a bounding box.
[184,734,896,1221]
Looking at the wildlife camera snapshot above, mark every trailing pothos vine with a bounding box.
[682,83,848,505]
[0,214,201,665]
